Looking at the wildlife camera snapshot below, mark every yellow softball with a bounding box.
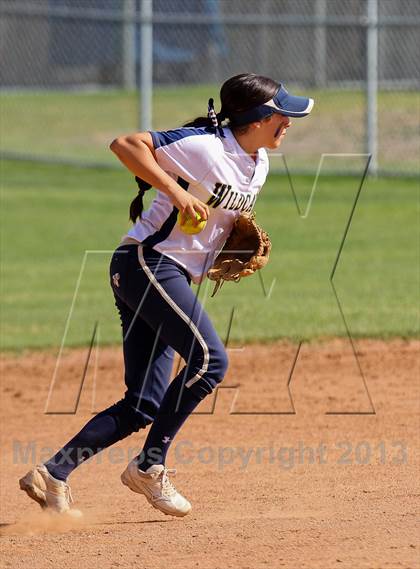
[177,211,207,235]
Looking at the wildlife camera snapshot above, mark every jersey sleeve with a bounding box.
[150,128,220,185]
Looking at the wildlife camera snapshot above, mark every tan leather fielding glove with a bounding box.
[207,213,271,296]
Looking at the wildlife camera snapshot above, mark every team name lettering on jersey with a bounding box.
[207,183,257,213]
[128,128,269,283]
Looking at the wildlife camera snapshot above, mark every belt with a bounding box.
[117,237,192,283]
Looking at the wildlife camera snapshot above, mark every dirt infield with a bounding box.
[1,339,419,569]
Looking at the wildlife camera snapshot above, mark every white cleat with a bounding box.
[121,460,192,518]
[19,464,78,515]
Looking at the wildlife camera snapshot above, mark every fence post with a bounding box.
[366,0,378,175]
[314,0,327,88]
[140,0,153,131]
[123,0,136,90]
[257,0,269,76]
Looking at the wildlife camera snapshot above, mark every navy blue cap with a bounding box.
[229,85,314,126]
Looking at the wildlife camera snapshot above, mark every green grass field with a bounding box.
[1,159,418,351]
[1,87,419,173]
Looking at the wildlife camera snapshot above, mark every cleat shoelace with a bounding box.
[55,482,73,504]
[49,479,74,505]
[159,468,177,498]
[64,484,74,504]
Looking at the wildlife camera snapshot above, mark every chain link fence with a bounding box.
[1,0,419,175]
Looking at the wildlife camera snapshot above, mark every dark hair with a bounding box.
[184,73,280,131]
[129,176,151,222]
[129,74,279,222]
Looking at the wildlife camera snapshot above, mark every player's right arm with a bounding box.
[110,132,209,221]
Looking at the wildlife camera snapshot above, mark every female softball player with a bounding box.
[19,73,313,517]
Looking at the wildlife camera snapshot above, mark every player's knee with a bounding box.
[190,342,228,381]
[187,345,228,399]
[210,345,229,382]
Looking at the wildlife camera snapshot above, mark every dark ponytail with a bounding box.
[183,98,225,138]
[129,176,152,223]
[183,115,212,128]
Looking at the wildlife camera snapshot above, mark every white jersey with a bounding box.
[125,126,269,284]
